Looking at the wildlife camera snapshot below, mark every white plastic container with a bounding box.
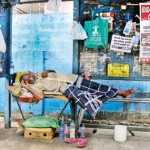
[123,20,132,35]
[70,121,75,138]
[114,125,127,142]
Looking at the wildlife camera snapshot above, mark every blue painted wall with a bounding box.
[0,6,11,113]
[0,7,11,76]
[9,11,150,115]
[93,79,150,113]
[0,78,7,112]
[0,2,149,117]
[11,13,73,115]
[77,0,150,116]
[12,14,73,73]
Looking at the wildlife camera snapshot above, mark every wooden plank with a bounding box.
[44,94,69,101]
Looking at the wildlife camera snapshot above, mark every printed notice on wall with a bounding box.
[107,63,129,77]
[142,63,150,76]
[110,35,134,53]
[139,3,150,63]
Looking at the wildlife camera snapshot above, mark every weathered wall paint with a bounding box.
[79,0,150,80]
[78,0,150,117]
[0,7,11,76]
[0,6,11,118]
[0,78,6,112]
[93,79,150,112]
[11,14,73,73]
[11,13,73,115]
[0,1,149,120]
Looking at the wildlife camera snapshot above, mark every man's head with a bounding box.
[19,73,36,84]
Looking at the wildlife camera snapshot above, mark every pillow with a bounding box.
[15,71,27,83]
[7,86,22,97]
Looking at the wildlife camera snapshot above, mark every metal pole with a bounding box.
[108,98,150,103]
[4,7,12,128]
[5,78,11,128]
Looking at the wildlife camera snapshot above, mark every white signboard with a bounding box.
[110,35,134,53]
[139,3,150,63]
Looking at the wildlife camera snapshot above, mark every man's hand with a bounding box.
[20,80,44,101]
[41,71,49,78]
[20,80,30,90]
[80,73,92,80]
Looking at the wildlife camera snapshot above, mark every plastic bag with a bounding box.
[0,29,6,53]
[72,22,88,40]
[22,116,60,129]
[84,18,108,49]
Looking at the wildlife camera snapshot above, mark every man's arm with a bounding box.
[41,70,56,78]
[20,80,44,101]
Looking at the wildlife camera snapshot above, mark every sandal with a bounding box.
[65,138,78,144]
[77,138,88,148]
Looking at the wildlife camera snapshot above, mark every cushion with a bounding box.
[15,71,27,83]
[7,86,22,97]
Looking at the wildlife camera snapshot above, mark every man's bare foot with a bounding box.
[118,87,135,98]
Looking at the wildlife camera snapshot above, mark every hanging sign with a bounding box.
[139,3,150,63]
[110,35,134,53]
[0,29,6,53]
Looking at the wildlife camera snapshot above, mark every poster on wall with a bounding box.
[110,35,134,53]
[107,63,129,77]
[139,3,150,63]
[142,63,150,76]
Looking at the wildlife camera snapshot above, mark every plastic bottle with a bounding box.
[80,123,86,138]
[64,124,69,141]
[59,121,65,140]
[123,20,132,35]
[70,120,75,138]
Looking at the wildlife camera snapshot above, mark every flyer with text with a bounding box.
[139,3,150,63]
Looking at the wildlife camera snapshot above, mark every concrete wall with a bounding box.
[3,12,150,117]
[11,13,73,115]
[77,0,150,122]
[94,80,150,112]
[0,78,6,112]
[0,6,11,114]
[0,3,150,123]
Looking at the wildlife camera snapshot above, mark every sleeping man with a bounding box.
[20,71,135,118]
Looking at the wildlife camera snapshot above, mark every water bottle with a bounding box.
[70,120,75,138]
[80,123,86,138]
[123,19,132,35]
[59,121,65,140]
[64,124,69,141]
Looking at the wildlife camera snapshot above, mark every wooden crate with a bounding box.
[24,128,54,140]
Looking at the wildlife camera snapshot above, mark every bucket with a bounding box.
[114,125,127,142]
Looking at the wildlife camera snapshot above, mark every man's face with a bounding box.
[24,73,36,84]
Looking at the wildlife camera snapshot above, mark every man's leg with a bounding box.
[75,76,118,98]
[75,76,135,99]
[117,88,135,98]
